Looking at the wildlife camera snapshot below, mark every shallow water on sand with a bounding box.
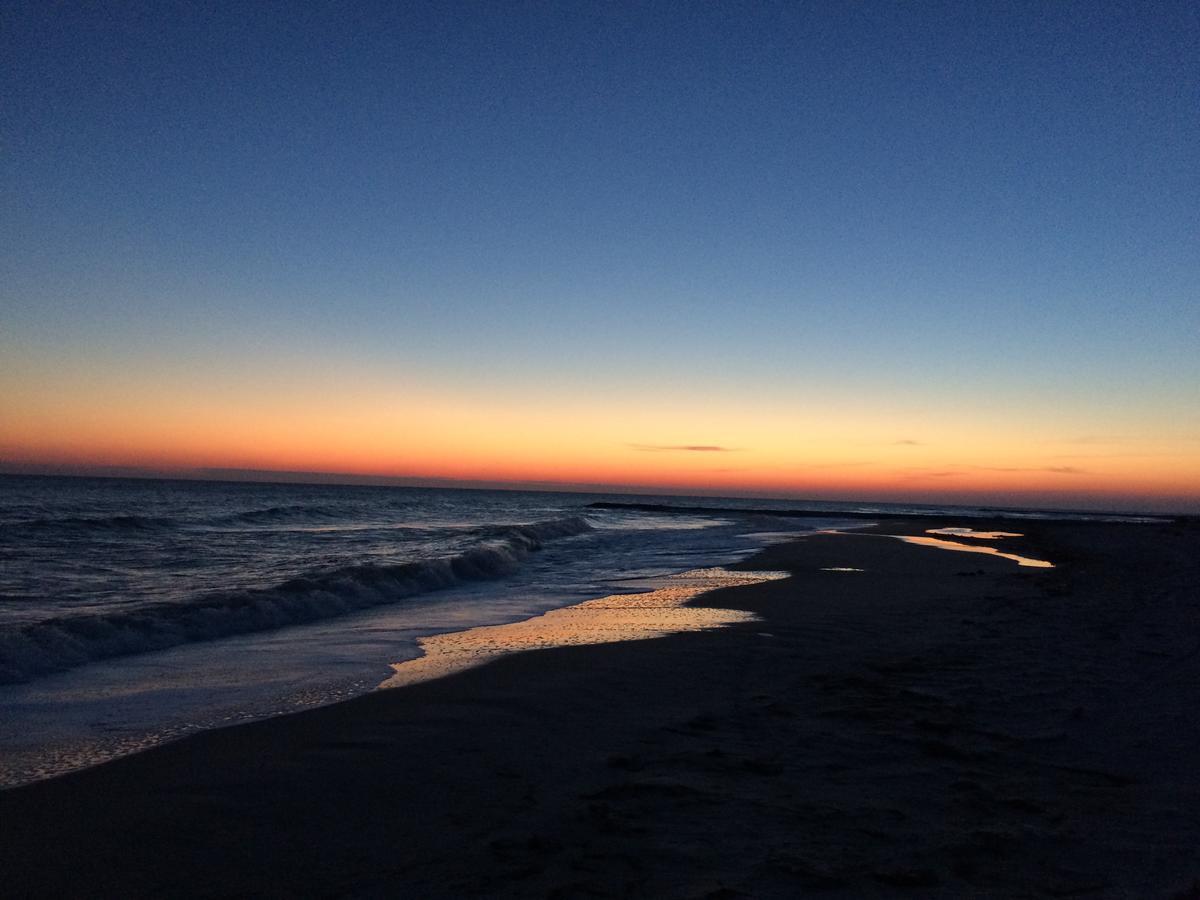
[889,534,1053,568]
[379,567,786,689]
[925,527,1025,540]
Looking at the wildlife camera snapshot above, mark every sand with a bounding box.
[2,516,1198,898]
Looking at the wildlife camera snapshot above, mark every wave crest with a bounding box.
[0,516,593,684]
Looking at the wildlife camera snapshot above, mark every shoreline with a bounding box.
[0,517,1023,789]
[2,516,1198,896]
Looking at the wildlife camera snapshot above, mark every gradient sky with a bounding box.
[2,1,1198,511]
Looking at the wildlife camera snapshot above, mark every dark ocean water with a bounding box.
[0,475,1157,785]
[0,476,852,683]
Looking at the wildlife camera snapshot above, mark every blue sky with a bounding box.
[2,1,1198,509]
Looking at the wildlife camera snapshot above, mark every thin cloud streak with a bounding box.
[901,464,1087,480]
[629,444,741,453]
[972,465,1088,475]
[1059,435,1130,445]
[802,460,874,470]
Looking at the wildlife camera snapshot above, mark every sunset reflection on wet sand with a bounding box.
[890,534,1053,568]
[379,568,787,690]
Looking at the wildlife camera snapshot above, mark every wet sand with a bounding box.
[2,516,1199,898]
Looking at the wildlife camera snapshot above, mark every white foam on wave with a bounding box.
[0,516,595,684]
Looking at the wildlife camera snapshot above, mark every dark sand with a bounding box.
[2,517,1199,898]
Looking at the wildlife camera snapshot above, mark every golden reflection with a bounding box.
[925,527,1024,540]
[889,535,1053,568]
[378,568,787,690]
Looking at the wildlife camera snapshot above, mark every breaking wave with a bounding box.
[0,516,593,684]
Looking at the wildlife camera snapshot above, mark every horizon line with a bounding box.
[0,462,1188,519]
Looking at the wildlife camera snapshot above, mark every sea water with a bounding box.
[0,475,1156,785]
[0,476,857,784]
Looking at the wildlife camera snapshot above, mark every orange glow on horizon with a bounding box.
[4,419,1197,512]
[3,355,1198,512]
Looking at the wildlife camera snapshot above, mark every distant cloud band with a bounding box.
[905,464,1087,479]
[630,444,739,453]
[975,465,1087,475]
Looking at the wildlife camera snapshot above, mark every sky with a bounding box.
[2,1,1198,512]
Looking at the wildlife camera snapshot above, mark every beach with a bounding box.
[2,515,1198,898]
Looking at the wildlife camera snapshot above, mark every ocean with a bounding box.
[0,475,1156,785]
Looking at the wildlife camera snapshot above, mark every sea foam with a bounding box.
[0,516,593,683]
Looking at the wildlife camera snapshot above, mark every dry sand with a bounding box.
[1,516,1198,898]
